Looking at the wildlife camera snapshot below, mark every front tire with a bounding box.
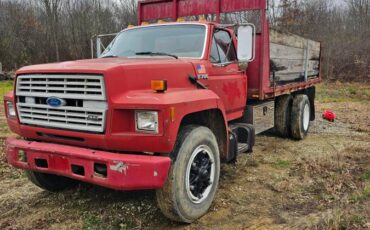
[156,126,220,223]
[291,94,311,140]
[26,170,77,192]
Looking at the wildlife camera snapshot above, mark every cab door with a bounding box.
[205,28,247,121]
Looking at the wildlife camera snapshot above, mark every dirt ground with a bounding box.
[0,82,369,230]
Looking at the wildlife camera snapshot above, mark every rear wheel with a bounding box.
[26,170,77,192]
[156,125,220,223]
[290,94,311,140]
[274,95,293,137]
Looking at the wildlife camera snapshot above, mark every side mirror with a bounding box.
[237,24,256,62]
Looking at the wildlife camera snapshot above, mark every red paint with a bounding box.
[6,138,171,190]
[222,81,241,106]
[138,0,321,100]
[138,0,267,23]
[3,0,320,191]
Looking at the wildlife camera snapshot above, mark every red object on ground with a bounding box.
[323,110,336,122]
[6,138,171,190]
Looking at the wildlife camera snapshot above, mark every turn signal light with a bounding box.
[151,80,167,93]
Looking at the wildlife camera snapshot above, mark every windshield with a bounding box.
[100,24,206,59]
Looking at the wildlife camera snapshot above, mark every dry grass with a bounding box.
[0,82,369,229]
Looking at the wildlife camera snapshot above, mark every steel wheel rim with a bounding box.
[303,103,310,131]
[185,145,215,204]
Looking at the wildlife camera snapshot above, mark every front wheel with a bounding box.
[156,126,220,223]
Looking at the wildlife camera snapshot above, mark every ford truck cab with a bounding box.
[4,0,321,223]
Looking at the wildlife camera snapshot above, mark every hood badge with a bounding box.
[87,114,100,122]
[46,97,66,107]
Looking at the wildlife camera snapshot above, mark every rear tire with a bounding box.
[290,94,311,140]
[156,125,220,223]
[26,170,77,192]
[274,95,293,137]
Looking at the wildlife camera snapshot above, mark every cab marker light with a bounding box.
[177,18,185,22]
[151,80,167,93]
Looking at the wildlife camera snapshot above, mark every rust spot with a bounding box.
[110,161,128,175]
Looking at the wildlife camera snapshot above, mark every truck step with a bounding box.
[237,143,249,154]
[227,123,255,162]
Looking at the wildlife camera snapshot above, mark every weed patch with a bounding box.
[317,82,370,104]
[350,186,370,203]
[360,171,370,182]
[82,213,136,230]
[273,159,290,169]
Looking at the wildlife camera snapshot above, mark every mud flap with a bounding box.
[306,87,316,121]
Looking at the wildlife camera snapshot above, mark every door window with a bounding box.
[210,30,237,63]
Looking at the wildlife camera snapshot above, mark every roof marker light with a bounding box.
[198,15,207,22]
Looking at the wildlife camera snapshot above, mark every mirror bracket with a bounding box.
[238,62,248,72]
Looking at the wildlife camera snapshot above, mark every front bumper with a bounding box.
[6,138,171,190]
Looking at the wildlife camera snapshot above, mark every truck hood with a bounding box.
[15,57,199,101]
[16,57,193,75]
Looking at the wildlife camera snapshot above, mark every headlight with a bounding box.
[135,111,158,133]
[6,101,16,117]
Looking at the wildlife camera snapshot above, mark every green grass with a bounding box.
[0,81,14,136]
[273,159,291,169]
[350,186,370,203]
[361,171,370,182]
[317,82,370,104]
[82,213,135,230]
[0,80,14,97]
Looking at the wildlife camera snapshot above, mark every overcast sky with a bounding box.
[272,0,345,7]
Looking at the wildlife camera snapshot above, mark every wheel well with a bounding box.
[179,109,227,161]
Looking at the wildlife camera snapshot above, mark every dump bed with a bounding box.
[270,30,320,84]
[248,29,321,100]
[138,0,321,100]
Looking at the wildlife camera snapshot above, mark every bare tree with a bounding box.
[0,0,368,82]
[39,0,62,62]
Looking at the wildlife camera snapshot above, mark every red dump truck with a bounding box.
[3,0,321,223]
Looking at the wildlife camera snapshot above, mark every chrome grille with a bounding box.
[16,74,107,133]
[16,74,106,100]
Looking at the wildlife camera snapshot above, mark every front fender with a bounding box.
[112,88,228,152]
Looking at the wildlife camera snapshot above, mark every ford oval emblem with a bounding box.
[46,97,66,107]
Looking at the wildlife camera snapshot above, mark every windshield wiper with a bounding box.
[135,52,178,59]
[101,55,118,58]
